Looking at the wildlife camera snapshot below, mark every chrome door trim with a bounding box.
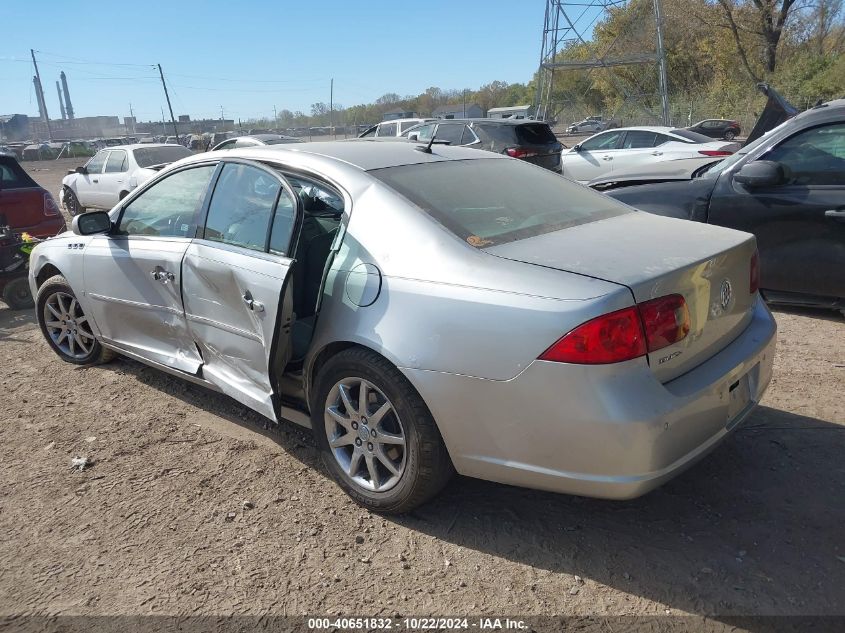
[88,292,182,316]
[184,312,263,342]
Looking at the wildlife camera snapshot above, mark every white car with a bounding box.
[60,144,192,215]
[561,126,738,183]
[358,118,436,138]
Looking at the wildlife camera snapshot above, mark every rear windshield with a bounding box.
[669,129,714,143]
[516,123,558,145]
[133,146,192,168]
[370,158,630,247]
[0,158,38,190]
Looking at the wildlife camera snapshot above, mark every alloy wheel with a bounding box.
[43,291,95,360]
[324,377,407,492]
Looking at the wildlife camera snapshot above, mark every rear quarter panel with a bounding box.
[604,178,716,222]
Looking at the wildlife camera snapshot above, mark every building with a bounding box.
[30,116,124,141]
[0,114,31,141]
[383,108,418,121]
[487,105,534,120]
[433,103,484,119]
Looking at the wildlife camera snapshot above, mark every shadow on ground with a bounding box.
[101,348,845,623]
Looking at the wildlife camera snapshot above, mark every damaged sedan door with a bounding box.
[181,160,301,421]
[82,163,217,372]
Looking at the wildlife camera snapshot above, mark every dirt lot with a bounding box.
[0,159,842,629]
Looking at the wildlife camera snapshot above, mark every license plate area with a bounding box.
[726,373,752,429]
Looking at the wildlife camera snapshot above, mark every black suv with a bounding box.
[402,119,564,173]
[687,119,741,140]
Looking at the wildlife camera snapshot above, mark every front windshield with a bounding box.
[133,145,192,168]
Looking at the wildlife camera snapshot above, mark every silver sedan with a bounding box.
[28,141,776,513]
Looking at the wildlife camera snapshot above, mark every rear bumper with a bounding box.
[403,297,777,499]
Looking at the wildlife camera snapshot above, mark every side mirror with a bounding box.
[72,211,111,236]
[407,132,419,142]
[75,165,87,175]
[734,160,785,188]
[573,144,581,152]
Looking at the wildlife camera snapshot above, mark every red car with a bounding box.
[0,155,65,237]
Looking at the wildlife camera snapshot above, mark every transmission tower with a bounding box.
[534,0,670,126]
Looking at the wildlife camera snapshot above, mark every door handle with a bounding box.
[93,179,99,183]
[242,292,265,312]
[825,209,845,221]
[151,269,175,283]
[652,151,663,156]
[602,156,613,161]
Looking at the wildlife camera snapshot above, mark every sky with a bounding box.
[1,0,546,123]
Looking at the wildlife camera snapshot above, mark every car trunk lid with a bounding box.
[486,212,757,382]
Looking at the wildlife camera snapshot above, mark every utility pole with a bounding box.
[653,0,671,125]
[31,49,52,140]
[273,105,277,128]
[161,107,166,136]
[329,78,334,138]
[463,89,467,118]
[157,63,180,142]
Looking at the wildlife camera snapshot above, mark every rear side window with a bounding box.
[377,123,397,137]
[371,158,630,247]
[435,123,464,145]
[105,150,127,173]
[622,131,658,149]
[204,163,282,251]
[516,123,557,145]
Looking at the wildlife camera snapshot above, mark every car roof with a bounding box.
[431,118,548,126]
[181,139,505,171]
[379,118,432,124]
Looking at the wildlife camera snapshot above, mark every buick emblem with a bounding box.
[719,279,733,310]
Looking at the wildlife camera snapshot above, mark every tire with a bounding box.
[2,277,34,310]
[63,186,85,216]
[311,347,454,513]
[724,131,736,141]
[36,275,115,365]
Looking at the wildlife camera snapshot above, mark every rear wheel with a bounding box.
[36,275,114,365]
[312,348,453,513]
[2,277,34,310]
[724,130,736,141]
[64,187,85,216]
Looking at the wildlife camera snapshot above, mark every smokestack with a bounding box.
[33,76,48,123]
[61,71,74,120]
[56,80,67,120]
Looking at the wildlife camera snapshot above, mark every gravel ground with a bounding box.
[0,159,842,629]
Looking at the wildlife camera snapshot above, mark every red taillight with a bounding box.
[506,147,538,159]
[540,294,692,364]
[43,193,60,216]
[539,306,646,364]
[750,250,760,294]
[638,294,690,353]
[698,150,733,157]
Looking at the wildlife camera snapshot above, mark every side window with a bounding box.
[233,138,259,148]
[410,123,435,140]
[460,125,478,145]
[435,123,464,145]
[359,127,376,138]
[377,122,397,137]
[272,175,343,255]
[85,150,108,174]
[117,165,216,237]
[215,140,236,150]
[104,150,127,173]
[653,133,671,146]
[763,123,845,186]
[622,131,658,149]
[580,131,623,151]
[204,163,281,251]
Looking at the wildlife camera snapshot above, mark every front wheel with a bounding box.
[311,348,454,513]
[63,186,85,216]
[36,275,114,365]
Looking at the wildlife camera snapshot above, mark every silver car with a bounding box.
[28,141,777,513]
